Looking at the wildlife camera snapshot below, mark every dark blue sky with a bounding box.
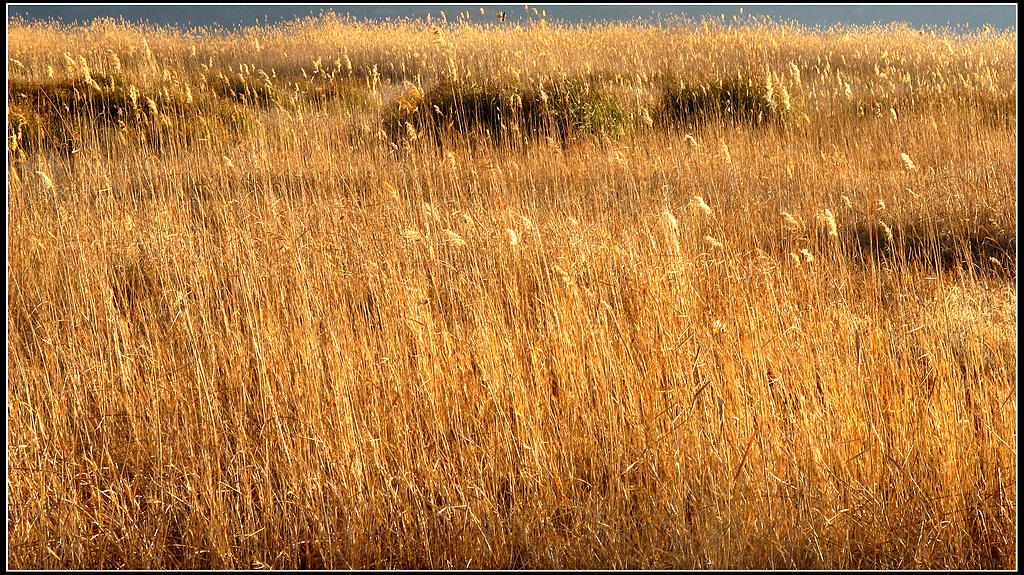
[7,4,1018,32]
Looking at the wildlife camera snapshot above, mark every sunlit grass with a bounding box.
[7,13,1016,569]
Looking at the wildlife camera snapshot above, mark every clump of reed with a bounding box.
[382,76,626,146]
[658,74,790,127]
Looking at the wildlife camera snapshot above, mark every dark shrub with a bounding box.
[383,77,625,147]
[8,76,204,152]
[209,73,292,109]
[845,217,1016,278]
[660,76,781,127]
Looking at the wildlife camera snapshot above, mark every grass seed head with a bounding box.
[403,228,425,242]
[35,171,55,190]
[641,108,654,127]
[444,229,467,246]
[691,196,713,217]
[520,215,538,238]
[552,264,572,285]
[663,210,679,234]
[879,220,894,244]
[821,208,839,237]
[719,138,732,163]
[423,202,441,222]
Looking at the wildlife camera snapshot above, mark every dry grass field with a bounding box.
[6,12,1017,569]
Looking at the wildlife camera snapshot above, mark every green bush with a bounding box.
[542,78,626,138]
[210,102,260,136]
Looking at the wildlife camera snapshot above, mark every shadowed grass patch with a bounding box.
[859,90,1016,128]
[659,76,785,127]
[7,76,271,151]
[383,77,625,147]
[9,76,192,122]
[207,73,295,110]
[846,218,1016,278]
[296,77,371,112]
[8,76,196,152]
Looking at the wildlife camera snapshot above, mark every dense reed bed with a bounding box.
[7,13,1016,569]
